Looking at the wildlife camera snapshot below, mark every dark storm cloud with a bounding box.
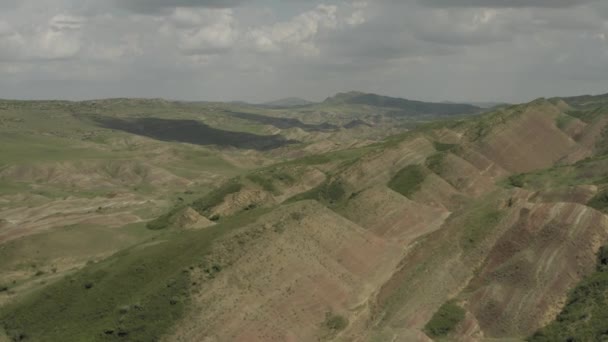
[420,0,597,8]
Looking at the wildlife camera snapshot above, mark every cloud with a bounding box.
[0,0,21,10]
[0,0,607,102]
[0,15,83,62]
[161,8,238,55]
[420,0,597,8]
[246,5,337,56]
[50,14,85,31]
[246,3,367,57]
[115,0,248,13]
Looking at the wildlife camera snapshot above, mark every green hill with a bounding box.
[323,91,482,116]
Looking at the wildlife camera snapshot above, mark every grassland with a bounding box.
[501,155,608,190]
[459,203,505,252]
[3,94,608,341]
[0,209,268,341]
[528,246,608,342]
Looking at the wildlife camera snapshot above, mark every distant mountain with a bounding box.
[261,97,315,108]
[442,100,508,109]
[467,101,508,109]
[324,91,482,116]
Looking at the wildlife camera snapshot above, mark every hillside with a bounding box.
[1,93,608,341]
[261,97,315,108]
[324,91,482,117]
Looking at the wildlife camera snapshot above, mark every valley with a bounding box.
[1,92,608,341]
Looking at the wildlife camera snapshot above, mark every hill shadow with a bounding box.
[92,116,297,150]
[227,111,338,132]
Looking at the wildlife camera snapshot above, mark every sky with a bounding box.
[0,0,607,103]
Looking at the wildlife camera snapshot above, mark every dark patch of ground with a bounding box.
[343,120,373,129]
[92,116,297,150]
[227,111,338,132]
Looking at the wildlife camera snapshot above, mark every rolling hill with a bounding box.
[1,93,608,341]
[261,97,316,108]
[324,91,483,117]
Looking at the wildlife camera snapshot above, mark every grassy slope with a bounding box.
[388,164,427,198]
[424,300,466,339]
[2,95,608,341]
[529,247,608,342]
[0,209,268,341]
[503,155,608,190]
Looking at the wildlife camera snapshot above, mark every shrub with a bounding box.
[424,300,465,338]
[247,174,278,194]
[508,174,526,188]
[286,180,346,206]
[433,141,457,152]
[324,312,348,331]
[528,245,608,341]
[191,181,243,217]
[388,164,427,198]
[598,246,608,272]
[588,190,608,212]
[555,114,574,130]
[146,211,176,231]
[426,153,447,174]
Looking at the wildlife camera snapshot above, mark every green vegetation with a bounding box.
[388,164,427,198]
[424,300,466,339]
[528,246,608,342]
[246,169,295,194]
[433,141,457,152]
[507,173,526,188]
[596,126,608,157]
[324,91,481,116]
[598,246,608,272]
[148,179,245,229]
[146,206,185,230]
[191,181,243,217]
[247,173,279,193]
[449,194,507,252]
[287,180,346,206]
[0,209,267,342]
[287,145,378,168]
[0,223,155,274]
[426,152,447,174]
[0,133,116,166]
[498,155,608,190]
[555,113,574,131]
[460,207,504,251]
[565,105,608,124]
[588,190,608,212]
[464,105,524,142]
[324,312,348,332]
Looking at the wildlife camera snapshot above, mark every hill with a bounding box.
[261,97,315,108]
[324,91,482,117]
[2,93,608,341]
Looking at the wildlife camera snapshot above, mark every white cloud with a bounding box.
[50,14,84,31]
[161,8,238,55]
[0,15,82,61]
[245,4,366,57]
[0,0,607,102]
